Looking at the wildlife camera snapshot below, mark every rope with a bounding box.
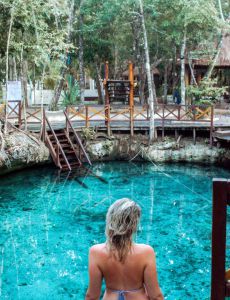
[129,144,210,203]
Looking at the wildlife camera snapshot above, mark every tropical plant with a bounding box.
[187,78,227,103]
[61,74,80,107]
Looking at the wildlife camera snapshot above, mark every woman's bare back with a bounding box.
[85,199,163,300]
[85,243,163,300]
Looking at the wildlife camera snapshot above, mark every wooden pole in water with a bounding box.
[129,62,134,136]
[193,128,196,145]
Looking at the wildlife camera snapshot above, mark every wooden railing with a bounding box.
[156,104,214,144]
[66,104,149,122]
[22,106,42,125]
[0,101,23,125]
[43,113,71,170]
[1,102,214,143]
[156,104,213,121]
[0,102,42,128]
[64,110,92,166]
[211,179,230,300]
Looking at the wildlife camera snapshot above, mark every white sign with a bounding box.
[7,81,22,101]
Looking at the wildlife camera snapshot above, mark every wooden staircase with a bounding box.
[42,111,91,171]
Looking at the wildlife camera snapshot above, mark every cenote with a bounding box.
[0,162,229,300]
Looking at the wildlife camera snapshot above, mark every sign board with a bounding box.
[7,81,22,101]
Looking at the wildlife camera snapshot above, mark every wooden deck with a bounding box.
[213,130,230,141]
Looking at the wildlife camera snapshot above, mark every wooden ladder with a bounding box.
[43,111,92,171]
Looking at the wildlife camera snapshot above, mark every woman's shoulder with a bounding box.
[89,243,107,254]
[133,243,155,255]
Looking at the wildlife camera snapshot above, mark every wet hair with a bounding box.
[105,198,141,262]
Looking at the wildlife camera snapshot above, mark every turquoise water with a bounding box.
[0,162,229,300]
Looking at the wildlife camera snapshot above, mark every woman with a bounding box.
[85,198,164,300]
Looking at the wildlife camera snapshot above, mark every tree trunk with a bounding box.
[50,0,75,110]
[139,0,157,141]
[9,56,13,81]
[131,14,145,104]
[172,46,177,93]
[163,63,168,103]
[205,38,222,80]
[51,67,67,110]
[95,64,104,104]
[114,44,118,79]
[218,0,225,21]
[40,65,46,139]
[139,69,146,104]
[5,8,14,133]
[205,6,228,79]
[79,12,85,104]
[188,54,197,86]
[13,57,17,81]
[180,30,186,105]
[22,59,28,107]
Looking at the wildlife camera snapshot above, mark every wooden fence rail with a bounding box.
[0,102,214,144]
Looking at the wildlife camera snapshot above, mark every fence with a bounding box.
[1,102,214,143]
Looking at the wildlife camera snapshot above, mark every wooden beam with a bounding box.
[211,179,228,300]
[129,61,134,136]
[104,61,110,135]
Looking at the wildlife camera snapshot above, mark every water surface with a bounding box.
[0,162,229,299]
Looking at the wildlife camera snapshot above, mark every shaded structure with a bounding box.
[184,34,230,101]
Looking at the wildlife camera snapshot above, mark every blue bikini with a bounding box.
[107,287,142,300]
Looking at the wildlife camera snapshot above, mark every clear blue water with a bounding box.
[0,162,229,300]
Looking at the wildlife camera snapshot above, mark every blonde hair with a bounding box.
[105,198,141,262]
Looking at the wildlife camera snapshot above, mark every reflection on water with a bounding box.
[0,162,229,299]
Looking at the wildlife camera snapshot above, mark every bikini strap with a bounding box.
[107,287,143,300]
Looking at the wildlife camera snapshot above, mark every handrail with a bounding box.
[45,114,71,170]
[211,179,230,300]
[64,110,92,165]
[64,129,82,166]
[45,134,60,167]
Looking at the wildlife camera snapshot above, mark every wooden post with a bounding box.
[104,61,110,135]
[175,129,178,140]
[210,105,214,148]
[86,106,89,128]
[211,179,228,300]
[178,105,181,121]
[57,145,60,168]
[65,106,69,135]
[42,108,46,142]
[162,104,165,140]
[129,62,134,136]
[193,128,196,145]
[18,101,22,128]
[107,104,111,136]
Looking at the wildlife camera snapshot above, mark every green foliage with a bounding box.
[187,78,227,103]
[81,127,96,140]
[61,74,80,107]
[0,0,228,106]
